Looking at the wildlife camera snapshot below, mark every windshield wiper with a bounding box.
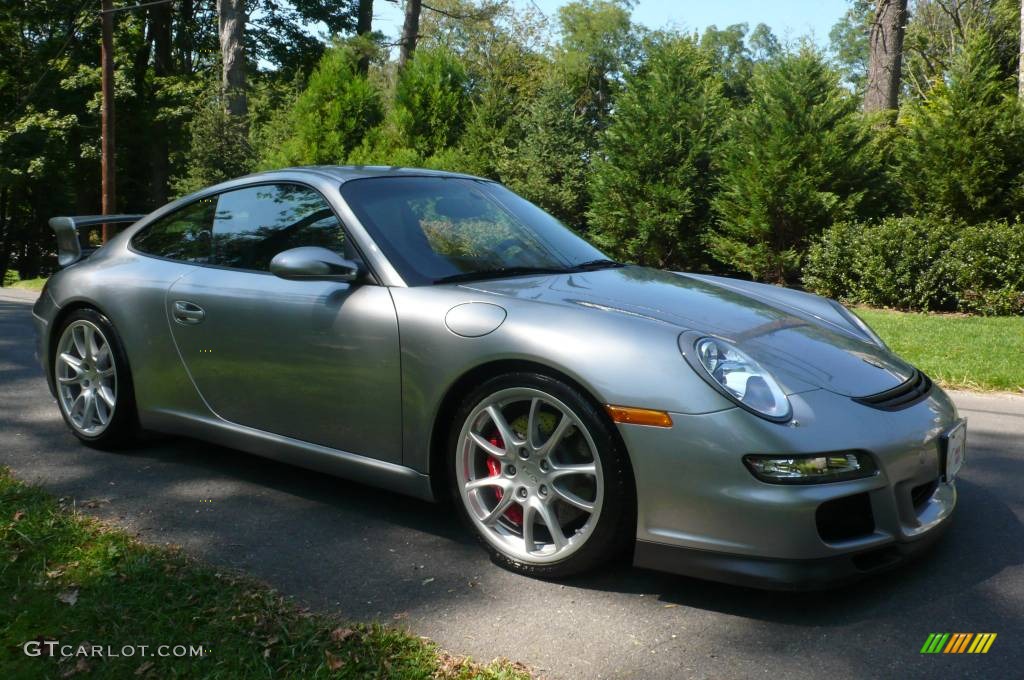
[432,266,567,285]
[568,258,624,272]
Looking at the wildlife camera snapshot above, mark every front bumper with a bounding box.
[621,386,960,589]
[633,514,950,590]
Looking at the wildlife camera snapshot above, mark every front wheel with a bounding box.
[450,372,635,578]
[52,308,138,448]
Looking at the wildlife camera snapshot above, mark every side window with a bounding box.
[131,197,215,262]
[211,184,350,271]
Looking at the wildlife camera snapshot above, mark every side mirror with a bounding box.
[270,247,363,283]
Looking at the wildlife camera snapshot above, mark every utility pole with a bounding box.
[100,0,115,242]
[98,0,174,242]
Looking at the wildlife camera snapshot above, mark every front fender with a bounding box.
[390,285,734,474]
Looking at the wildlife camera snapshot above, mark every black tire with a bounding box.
[449,371,636,578]
[52,308,139,449]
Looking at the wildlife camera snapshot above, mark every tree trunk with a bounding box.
[176,0,195,75]
[150,3,173,206]
[398,0,422,71]
[864,0,908,114]
[217,0,247,117]
[356,0,373,75]
[1019,0,1024,99]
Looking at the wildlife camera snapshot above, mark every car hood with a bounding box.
[461,266,915,397]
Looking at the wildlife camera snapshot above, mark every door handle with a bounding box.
[172,300,205,324]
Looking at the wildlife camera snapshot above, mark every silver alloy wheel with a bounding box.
[55,320,117,436]
[457,387,604,564]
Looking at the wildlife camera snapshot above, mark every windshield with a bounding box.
[339,177,612,285]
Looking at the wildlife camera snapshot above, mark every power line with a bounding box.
[100,0,174,15]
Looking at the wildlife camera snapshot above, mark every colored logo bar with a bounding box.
[921,633,997,654]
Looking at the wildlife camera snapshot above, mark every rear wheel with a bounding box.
[52,309,138,448]
[450,372,635,578]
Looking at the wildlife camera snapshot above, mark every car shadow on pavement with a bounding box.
[4,371,1022,625]
[5,383,1023,604]
[61,430,1024,623]
[570,444,1024,629]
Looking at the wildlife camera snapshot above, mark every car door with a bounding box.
[165,182,403,463]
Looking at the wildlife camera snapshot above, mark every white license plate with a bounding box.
[943,421,967,481]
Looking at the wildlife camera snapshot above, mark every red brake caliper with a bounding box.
[485,433,523,525]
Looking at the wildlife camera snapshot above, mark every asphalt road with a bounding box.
[1,287,1021,679]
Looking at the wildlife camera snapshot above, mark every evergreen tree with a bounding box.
[709,47,878,283]
[556,0,640,134]
[897,28,1024,222]
[172,88,255,196]
[497,71,592,228]
[494,1,640,229]
[348,47,468,167]
[698,23,779,103]
[588,34,725,269]
[903,0,1020,101]
[260,45,383,168]
[828,1,873,95]
[391,47,469,157]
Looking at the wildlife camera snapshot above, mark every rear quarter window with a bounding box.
[131,197,216,262]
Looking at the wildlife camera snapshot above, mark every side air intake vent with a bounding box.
[853,370,933,411]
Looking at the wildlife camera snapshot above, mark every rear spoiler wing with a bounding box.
[49,214,145,267]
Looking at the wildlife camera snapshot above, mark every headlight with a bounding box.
[689,336,791,421]
[829,300,887,349]
[743,452,877,484]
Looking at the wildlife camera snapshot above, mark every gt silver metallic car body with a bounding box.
[33,166,960,588]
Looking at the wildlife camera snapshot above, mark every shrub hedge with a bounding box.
[804,217,1024,315]
[3,269,19,287]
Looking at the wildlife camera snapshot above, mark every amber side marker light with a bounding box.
[605,405,673,428]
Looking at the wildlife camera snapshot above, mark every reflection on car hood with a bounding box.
[461,266,915,397]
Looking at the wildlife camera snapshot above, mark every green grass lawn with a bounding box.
[856,307,1024,393]
[7,277,47,291]
[0,467,529,679]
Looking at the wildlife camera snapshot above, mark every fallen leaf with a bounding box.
[663,604,679,608]
[330,627,355,643]
[57,589,79,606]
[61,657,90,678]
[134,661,154,676]
[325,650,344,671]
[421,577,434,585]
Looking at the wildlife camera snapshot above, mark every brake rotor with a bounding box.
[485,432,523,525]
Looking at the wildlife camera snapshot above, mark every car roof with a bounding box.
[243,165,492,184]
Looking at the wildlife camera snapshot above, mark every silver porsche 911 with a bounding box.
[33,166,965,589]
